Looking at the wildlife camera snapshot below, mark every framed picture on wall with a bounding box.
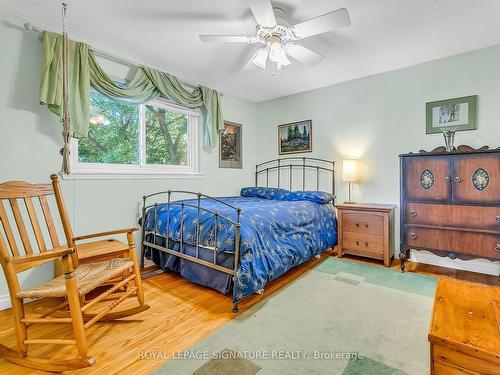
[278,120,312,155]
[219,121,242,169]
[426,95,477,134]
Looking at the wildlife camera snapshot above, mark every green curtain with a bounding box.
[40,31,224,146]
[39,32,90,139]
[88,54,158,103]
[201,86,224,147]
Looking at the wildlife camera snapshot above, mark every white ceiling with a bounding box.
[2,0,500,102]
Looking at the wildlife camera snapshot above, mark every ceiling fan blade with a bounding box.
[199,35,256,43]
[292,8,351,39]
[248,0,277,28]
[285,43,324,65]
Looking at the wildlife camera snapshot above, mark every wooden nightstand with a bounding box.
[336,203,396,267]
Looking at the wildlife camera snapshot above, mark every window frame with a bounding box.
[68,97,200,178]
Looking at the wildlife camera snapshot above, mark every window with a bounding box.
[70,91,199,176]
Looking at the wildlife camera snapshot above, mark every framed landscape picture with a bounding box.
[426,95,477,134]
[278,120,312,155]
[219,121,242,168]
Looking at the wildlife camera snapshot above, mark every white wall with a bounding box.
[0,10,257,308]
[256,44,500,275]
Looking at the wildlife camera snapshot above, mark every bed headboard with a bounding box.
[255,157,335,196]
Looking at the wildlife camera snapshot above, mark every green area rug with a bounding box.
[155,258,436,374]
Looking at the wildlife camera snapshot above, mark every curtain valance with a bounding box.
[39,31,224,146]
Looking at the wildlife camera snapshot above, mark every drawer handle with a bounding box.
[496,215,500,223]
[444,176,451,183]
[409,233,417,240]
[454,176,462,183]
[364,224,369,228]
[496,244,500,252]
[355,223,360,228]
[355,240,359,246]
[409,210,417,217]
[355,240,368,247]
[363,241,368,247]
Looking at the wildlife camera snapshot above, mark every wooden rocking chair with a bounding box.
[0,175,149,372]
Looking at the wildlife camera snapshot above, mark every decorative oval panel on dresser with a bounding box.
[452,154,500,204]
[399,145,500,272]
[404,157,452,202]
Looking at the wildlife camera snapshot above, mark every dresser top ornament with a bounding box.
[401,144,500,157]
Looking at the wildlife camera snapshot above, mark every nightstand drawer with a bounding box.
[342,231,384,256]
[342,211,384,235]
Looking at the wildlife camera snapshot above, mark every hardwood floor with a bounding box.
[0,249,498,374]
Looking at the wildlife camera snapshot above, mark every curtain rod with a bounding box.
[24,22,223,96]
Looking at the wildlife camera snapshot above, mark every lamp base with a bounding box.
[343,201,356,205]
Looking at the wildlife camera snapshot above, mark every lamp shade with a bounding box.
[269,42,290,67]
[342,160,359,182]
[252,47,270,69]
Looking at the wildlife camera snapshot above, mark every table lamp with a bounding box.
[342,159,359,204]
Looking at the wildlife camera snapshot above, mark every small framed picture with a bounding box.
[426,95,477,134]
[278,120,312,155]
[219,121,242,169]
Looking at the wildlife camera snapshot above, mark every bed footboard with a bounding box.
[139,190,241,310]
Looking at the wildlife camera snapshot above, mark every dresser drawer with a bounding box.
[342,231,384,258]
[405,203,500,230]
[405,226,500,259]
[342,211,384,235]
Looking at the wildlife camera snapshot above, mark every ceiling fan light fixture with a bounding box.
[198,1,351,73]
[268,41,281,62]
[251,46,270,69]
[276,60,289,70]
[269,42,290,67]
[280,52,291,67]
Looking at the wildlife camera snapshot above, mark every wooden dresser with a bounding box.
[336,203,396,267]
[429,279,500,374]
[399,145,500,272]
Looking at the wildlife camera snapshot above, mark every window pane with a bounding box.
[78,91,140,164]
[145,104,188,165]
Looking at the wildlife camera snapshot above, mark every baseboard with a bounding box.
[0,294,11,311]
[410,250,500,276]
[0,295,36,311]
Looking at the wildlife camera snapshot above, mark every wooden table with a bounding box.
[429,279,500,374]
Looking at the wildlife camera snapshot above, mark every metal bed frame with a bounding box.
[140,157,335,312]
[255,157,335,196]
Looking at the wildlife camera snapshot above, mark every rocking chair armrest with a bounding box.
[6,247,75,265]
[73,227,138,241]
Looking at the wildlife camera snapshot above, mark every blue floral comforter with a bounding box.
[143,189,337,302]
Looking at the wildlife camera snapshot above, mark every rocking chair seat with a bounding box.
[17,258,134,299]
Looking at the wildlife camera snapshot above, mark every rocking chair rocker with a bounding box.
[0,175,149,372]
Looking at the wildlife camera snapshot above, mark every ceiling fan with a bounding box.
[199,0,351,71]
